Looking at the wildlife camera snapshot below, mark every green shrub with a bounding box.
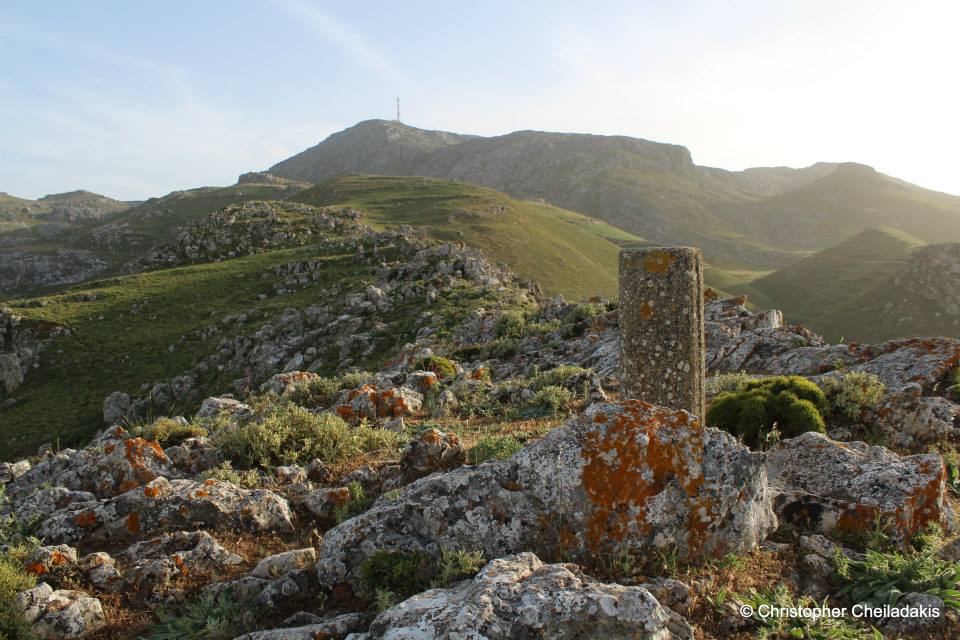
[361,550,434,601]
[947,368,960,401]
[0,552,37,640]
[524,385,573,417]
[435,548,485,586]
[820,372,886,421]
[834,533,960,610]
[286,376,342,409]
[481,336,519,360]
[198,462,259,489]
[133,417,208,446]
[707,375,827,448]
[560,302,606,338]
[214,405,401,468]
[137,590,257,640]
[467,434,524,464]
[333,480,375,524]
[412,355,457,380]
[494,310,528,339]
[339,371,373,390]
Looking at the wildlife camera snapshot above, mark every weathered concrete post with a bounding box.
[619,246,705,419]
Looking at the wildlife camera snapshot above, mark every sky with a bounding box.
[2,0,959,200]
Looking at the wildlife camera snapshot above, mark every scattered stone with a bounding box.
[364,553,692,640]
[37,477,293,545]
[251,548,317,579]
[233,612,367,640]
[80,552,123,592]
[195,396,250,420]
[766,432,952,541]
[399,428,465,483]
[24,544,78,577]
[15,583,106,639]
[120,530,244,590]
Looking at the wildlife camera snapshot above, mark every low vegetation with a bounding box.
[737,585,879,640]
[361,548,486,612]
[137,590,257,640]
[213,405,402,469]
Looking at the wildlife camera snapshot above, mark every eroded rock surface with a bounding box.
[362,553,692,640]
[316,400,775,593]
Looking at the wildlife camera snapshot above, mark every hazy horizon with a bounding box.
[3,0,959,200]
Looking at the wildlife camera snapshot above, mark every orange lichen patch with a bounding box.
[172,554,189,576]
[335,405,357,421]
[470,367,485,380]
[639,301,654,320]
[179,505,190,517]
[193,489,209,499]
[126,513,141,534]
[118,479,140,493]
[643,250,677,274]
[25,562,48,576]
[122,437,169,486]
[422,429,443,445]
[581,401,710,553]
[104,443,116,455]
[143,484,161,499]
[203,478,217,486]
[75,510,98,527]
[50,550,70,566]
[593,413,607,424]
[327,487,352,506]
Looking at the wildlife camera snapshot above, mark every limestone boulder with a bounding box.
[766,432,952,541]
[120,530,244,591]
[331,384,423,423]
[15,583,106,639]
[362,553,692,640]
[37,477,293,545]
[399,428,465,483]
[316,400,775,593]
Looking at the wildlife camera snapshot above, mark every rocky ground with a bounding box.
[1,234,959,639]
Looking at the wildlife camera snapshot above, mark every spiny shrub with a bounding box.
[525,385,573,417]
[561,302,607,338]
[494,310,528,339]
[133,417,208,447]
[528,365,589,391]
[705,371,751,396]
[413,355,457,380]
[819,372,886,421]
[198,462,259,489]
[707,375,827,448]
[286,376,341,409]
[214,405,401,468]
[467,434,524,464]
[339,370,374,390]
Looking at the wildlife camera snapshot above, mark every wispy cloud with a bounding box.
[272,0,409,86]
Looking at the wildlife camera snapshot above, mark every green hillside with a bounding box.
[291,175,644,300]
[750,227,925,328]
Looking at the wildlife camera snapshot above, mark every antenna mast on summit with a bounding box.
[396,97,401,122]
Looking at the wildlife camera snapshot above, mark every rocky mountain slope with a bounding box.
[267,120,960,269]
[1,259,958,637]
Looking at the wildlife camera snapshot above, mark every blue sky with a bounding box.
[2,0,958,200]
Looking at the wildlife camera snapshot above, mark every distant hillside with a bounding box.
[0,180,309,297]
[748,227,925,328]
[811,241,960,342]
[290,174,644,299]
[268,120,960,269]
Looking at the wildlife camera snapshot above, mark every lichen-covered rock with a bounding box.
[6,428,175,499]
[332,384,423,423]
[299,486,352,522]
[260,371,320,396]
[80,552,123,592]
[120,530,244,590]
[102,391,132,426]
[233,612,368,640]
[195,396,251,420]
[316,400,775,593]
[15,584,106,639]
[24,544,78,577]
[37,477,293,545]
[0,459,30,484]
[13,486,96,524]
[363,553,692,640]
[766,432,952,541]
[399,428,465,483]
[251,548,317,579]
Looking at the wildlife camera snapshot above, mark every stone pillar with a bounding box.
[619,247,705,418]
